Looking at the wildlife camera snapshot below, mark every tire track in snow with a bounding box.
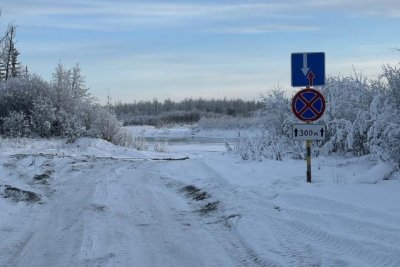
[274,193,400,266]
[260,212,322,267]
[188,159,287,266]
[158,159,280,267]
[240,191,400,266]
[286,207,400,248]
[205,225,281,267]
[276,211,400,266]
[78,160,134,266]
[1,232,34,267]
[279,192,400,227]
[198,156,400,266]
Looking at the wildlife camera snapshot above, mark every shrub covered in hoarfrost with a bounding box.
[234,129,304,161]
[233,88,304,161]
[2,111,29,138]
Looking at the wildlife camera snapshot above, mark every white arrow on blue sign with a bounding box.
[291,52,325,87]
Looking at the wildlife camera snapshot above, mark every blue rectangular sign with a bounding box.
[291,52,325,87]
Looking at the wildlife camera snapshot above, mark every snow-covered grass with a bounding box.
[0,132,399,266]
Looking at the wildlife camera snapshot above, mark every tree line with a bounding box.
[112,98,263,126]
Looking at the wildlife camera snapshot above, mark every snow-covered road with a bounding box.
[1,137,400,266]
[0,156,251,266]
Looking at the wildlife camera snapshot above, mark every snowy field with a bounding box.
[1,127,400,267]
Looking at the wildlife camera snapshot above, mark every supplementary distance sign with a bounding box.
[292,124,326,141]
[291,52,325,87]
[292,88,326,122]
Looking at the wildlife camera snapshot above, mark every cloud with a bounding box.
[304,0,400,17]
[1,1,310,32]
[4,1,284,17]
[219,25,320,34]
[4,0,399,29]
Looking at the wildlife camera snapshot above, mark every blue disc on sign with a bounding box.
[295,100,305,111]
[292,88,326,122]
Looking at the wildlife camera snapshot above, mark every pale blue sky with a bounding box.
[1,0,399,103]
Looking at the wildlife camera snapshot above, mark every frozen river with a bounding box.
[126,125,238,153]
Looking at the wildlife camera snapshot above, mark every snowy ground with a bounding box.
[1,128,400,267]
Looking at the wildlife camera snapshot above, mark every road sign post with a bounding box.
[291,52,326,183]
[306,137,311,183]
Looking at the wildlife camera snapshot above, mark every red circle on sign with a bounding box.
[292,88,326,122]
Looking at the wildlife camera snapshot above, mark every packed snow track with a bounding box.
[0,153,271,267]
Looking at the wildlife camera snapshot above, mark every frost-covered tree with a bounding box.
[50,63,91,138]
[70,64,89,100]
[0,24,21,81]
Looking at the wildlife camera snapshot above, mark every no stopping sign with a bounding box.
[292,88,326,122]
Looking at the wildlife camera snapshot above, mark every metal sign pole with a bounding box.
[306,139,311,183]
[306,79,312,183]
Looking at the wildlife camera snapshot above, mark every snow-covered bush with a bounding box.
[83,105,146,149]
[381,64,400,110]
[255,88,292,133]
[384,126,400,169]
[234,129,304,161]
[56,110,87,143]
[87,105,122,142]
[321,68,400,169]
[2,110,29,138]
[367,91,400,168]
[111,127,148,151]
[0,74,48,119]
[320,73,375,156]
[233,88,304,161]
[30,97,56,138]
[154,142,168,153]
